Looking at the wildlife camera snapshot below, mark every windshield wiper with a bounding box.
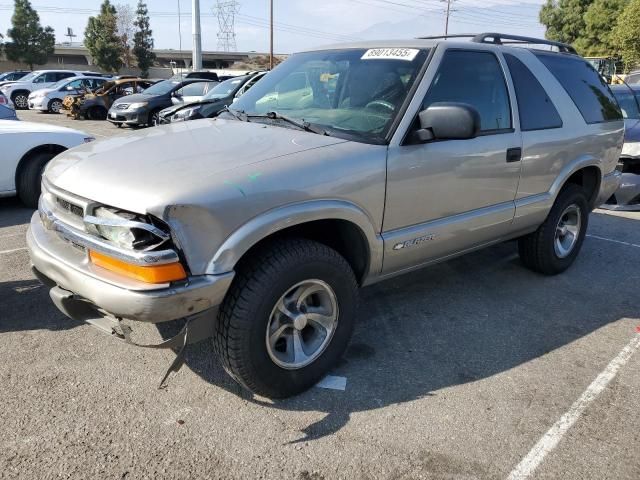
[247,111,329,136]
[222,105,248,122]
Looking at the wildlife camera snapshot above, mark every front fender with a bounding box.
[207,199,384,281]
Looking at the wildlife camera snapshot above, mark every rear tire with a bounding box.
[518,184,589,275]
[17,152,57,208]
[214,238,359,398]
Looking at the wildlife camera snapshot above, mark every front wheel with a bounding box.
[518,184,589,275]
[17,152,57,208]
[148,109,161,126]
[214,238,358,398]
[12,93,29,110]
[48,98,63,113]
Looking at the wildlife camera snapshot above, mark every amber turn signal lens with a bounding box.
[89,250,187,284]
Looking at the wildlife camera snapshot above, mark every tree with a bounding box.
[4,0,55,69]
[614,0,640,70]
[579,0,628,56]
[540,0,593,47]
[132,1,155,78]
[116,3,135,68]
[84,0,123,73]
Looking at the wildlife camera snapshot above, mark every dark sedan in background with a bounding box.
[107,78,218,127]
[604,84,640,211]
[158,72,266,124]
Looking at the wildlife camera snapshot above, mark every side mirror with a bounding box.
[414,103,480,143]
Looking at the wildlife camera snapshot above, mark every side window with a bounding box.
[504,54,562,131]
[66,79,83,89]
[33,74,46,84]
[56,72,76,81]
[422,50,512,132]
[534,52,622,124]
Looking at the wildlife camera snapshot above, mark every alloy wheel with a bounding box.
[554,204,582,258]
[265,279,339,369]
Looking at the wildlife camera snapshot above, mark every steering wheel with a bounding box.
[364,100,395,113]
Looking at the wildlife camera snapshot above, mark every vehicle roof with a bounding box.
[305,36,578,56]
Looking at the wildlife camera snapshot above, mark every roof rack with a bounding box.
[416,32,578,55]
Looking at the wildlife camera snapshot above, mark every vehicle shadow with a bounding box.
[0,197,33,228]
[180,234,640,442]
[0,278,84,333]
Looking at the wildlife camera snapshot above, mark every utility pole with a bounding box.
[192,0,203,70]
[444,0,452,36]
[269,0,274,70]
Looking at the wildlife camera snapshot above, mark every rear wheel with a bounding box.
[17,152,57,208]
[12,92,29,110]
[518,184,589,275]
[214,238,359,398]
[48,98,63,113]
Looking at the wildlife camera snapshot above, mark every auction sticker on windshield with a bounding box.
[361,48,419,61]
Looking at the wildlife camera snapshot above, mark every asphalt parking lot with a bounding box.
[1,110,639,479]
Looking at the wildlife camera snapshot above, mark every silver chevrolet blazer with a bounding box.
[28,34,624,398]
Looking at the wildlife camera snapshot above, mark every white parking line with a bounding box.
[507,333,640,480]
[586,234,640,249]
[0,247,27,255]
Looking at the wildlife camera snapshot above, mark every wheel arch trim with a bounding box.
[207,200,384,282]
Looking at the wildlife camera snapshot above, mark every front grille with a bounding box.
[56,197,83,218]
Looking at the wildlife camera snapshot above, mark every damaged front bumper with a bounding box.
[27,210,234,338]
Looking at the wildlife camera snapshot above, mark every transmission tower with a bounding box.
[214,0,239,52]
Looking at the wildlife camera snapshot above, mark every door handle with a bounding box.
[506,147,522,163]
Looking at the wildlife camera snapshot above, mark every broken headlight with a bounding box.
[84,206,170,251]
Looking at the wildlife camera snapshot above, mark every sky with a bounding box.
[0,0,547,54]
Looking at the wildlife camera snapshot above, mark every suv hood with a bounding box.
[46,117,348,213]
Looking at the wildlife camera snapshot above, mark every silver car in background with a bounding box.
[28,34,623,398]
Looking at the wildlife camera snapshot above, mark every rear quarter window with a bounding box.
[504,53,562,131]
[534,52,622,124]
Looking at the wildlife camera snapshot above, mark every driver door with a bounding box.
[382,48,522,274]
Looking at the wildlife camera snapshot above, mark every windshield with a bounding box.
[204,76,248,100]
[613,88,640,119]
[142,80,180,96]
[230,48,430,143]
[16,72,38,82]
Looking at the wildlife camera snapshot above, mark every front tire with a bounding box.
[48,98,63,113]
[12,92,29,110]
[518,184,589,275]
[17,152,57,208]
[214,238,358,398]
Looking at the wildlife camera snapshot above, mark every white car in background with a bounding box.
[29,76,110,113]
[0,120,94,207]
[0,70,104,110]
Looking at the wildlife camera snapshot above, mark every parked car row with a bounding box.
[0,70,111,109]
